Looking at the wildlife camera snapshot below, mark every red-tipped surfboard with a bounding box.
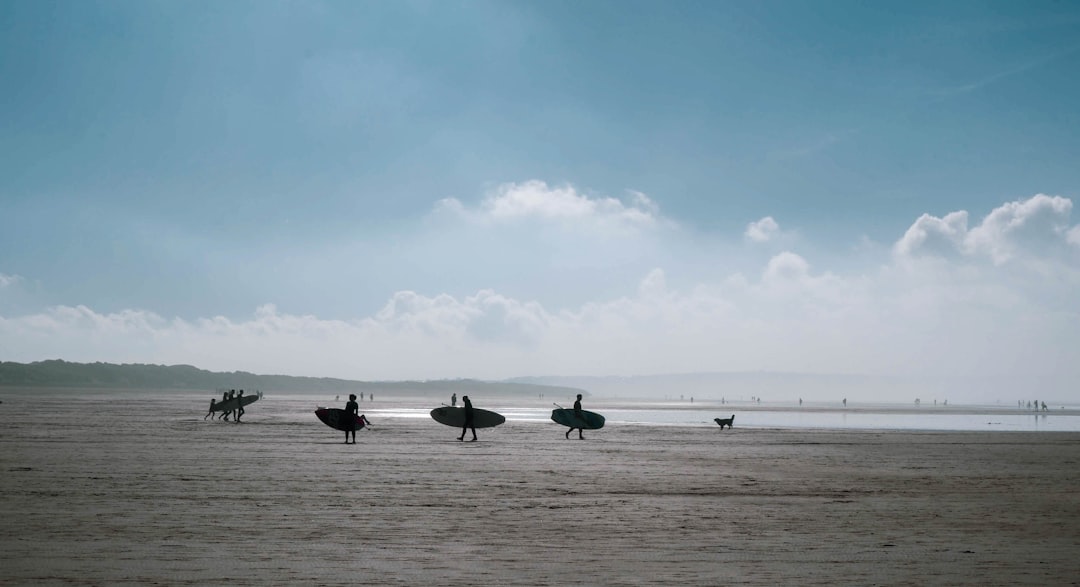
[316,408,370,432]
[429,406,505,428]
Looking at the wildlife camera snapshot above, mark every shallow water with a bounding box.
[371,405,1080,432]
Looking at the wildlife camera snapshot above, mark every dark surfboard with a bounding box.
[429,406,505,429]
[551,408,605,430]
[209,393,261,413]
[316,408,369,432]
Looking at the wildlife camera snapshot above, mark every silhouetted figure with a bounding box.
[715,415,735,430]
[345,394,360,444]
[235,390,245,422]
[566,394,585,440]
[799,397,803,406]
[226,389,237,421]
[451,393,457,407]
[217,390,229,420]
[216,390,231,416]
[458,395,477,441]
[205,398,216,420]
[842,398,847,407]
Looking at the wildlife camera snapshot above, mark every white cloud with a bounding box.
[964,194,1072,263]
[894,194,1076,264]
[745,216,780,243]
[434,180,668,233]
[894,211,968,258]
[763,251,810,282]
[0,273,23,288]
[1069,225,1080,248]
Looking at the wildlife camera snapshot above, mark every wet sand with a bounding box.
[2,392,1079,586]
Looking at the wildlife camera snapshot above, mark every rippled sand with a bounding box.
[2,391,1079,585]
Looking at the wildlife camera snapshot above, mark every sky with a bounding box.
[2,1,1079,400]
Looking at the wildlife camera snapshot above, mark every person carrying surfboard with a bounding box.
[219,390,231,420]
[235,390,245,423]
[458,395,477,442]
[344,394,360,444]
[567,394,586,440]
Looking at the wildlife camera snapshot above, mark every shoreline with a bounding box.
[2,386,1076,414]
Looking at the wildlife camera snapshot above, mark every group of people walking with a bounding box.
[1021,400,1049,411]
[204,389,248,422]
[451,393,589,442]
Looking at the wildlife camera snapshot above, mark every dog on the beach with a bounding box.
[714,415,735,430]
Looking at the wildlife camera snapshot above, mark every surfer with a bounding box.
[225,389,238,421]
[566,394,585,440]
[458,395,477,442]
[345,394,360,444]
[205,398,216,420]
[218,390,231,420]
[235,390,245,422]
[451,393,457,407]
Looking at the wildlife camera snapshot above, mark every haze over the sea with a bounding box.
[2,2,1079,404]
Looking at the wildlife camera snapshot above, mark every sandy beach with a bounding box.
[2,391,1079,586]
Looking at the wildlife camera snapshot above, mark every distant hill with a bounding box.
[508,372,906,401]
[0,360,587,397]
[506,372,1051,404]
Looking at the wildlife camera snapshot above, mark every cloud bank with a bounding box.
[2,189,1079,402]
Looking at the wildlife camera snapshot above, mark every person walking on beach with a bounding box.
[345,394,360,444]
[566,393,586,440]
[458,395,477,442]
[234,390,245,423]
[205,398,216,420]
[225,389,237,421]
[451,393,457,407]
[219,390,233,420]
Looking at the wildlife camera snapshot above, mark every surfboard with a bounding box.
[551,408,605,430]
[315,408,369,432]
[429,406,505,429]
[209,392,261,413]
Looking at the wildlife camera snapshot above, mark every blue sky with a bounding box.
[2,1,1079,399]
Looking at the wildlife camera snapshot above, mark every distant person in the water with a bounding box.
[345,394,360,444]
[566,394,585,440]
[205,398,216,420]
[458,395,477,442]
[235,390,245,422]
[451,393,457,407]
